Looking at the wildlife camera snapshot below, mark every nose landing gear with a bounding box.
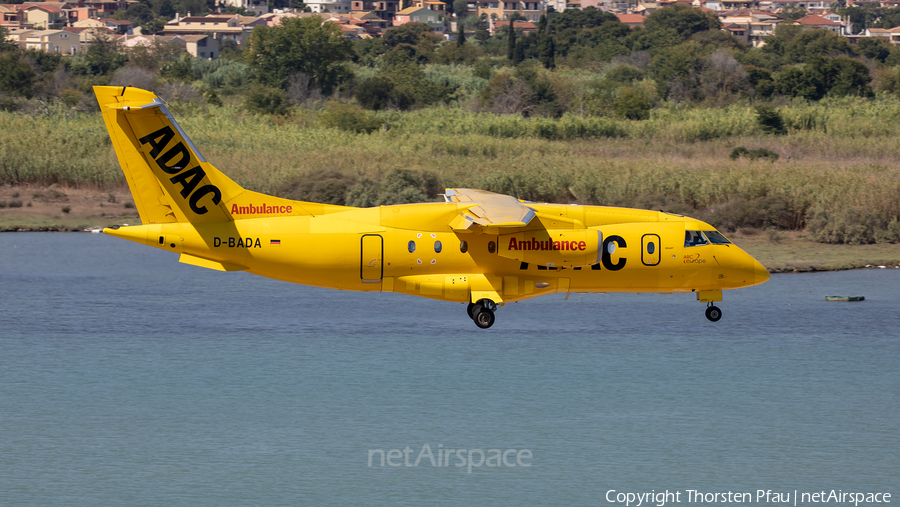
[705,303,722,322]
[467,299,498,329]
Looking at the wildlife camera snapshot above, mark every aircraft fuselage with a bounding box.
[109,201,769,305]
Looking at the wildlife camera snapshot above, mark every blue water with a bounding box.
[0,233,897,506]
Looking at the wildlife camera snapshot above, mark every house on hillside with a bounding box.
[22,4,67,28]
[162,14,250,45]
[490,19,536,35]
[861,27,900,44]
[4,28,35,48]
[393,6,445,32]
[0,5,31,30]
[221,0,270,15]
[766,0,828,10]
[120,33,186,52]
[616,13,645,28]
[795,14,848,35]
[25,29,78,54]
[103,18,133,34]
[350,0,399,22]
[719,10,783,46]
[181,34,219,59]
[305,0,353,14]
[63,25,115,53]
[464,1,545,23]
[81,0,127,18]
[412,0,447,12]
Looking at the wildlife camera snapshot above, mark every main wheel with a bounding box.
[467,302,478,320]
[705,305,722,322]
[473,307,495,329]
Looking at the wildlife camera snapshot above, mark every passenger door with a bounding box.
[360,234,383,283]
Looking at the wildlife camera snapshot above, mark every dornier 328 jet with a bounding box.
[95,86,770,329]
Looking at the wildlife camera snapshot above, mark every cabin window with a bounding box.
[459,240,468,253]
[684,230,709,247]
[488,241,496,253]
[703,230,732,245]
[408,240,416,253]
[647,242,655,254]
[434,240,442,253]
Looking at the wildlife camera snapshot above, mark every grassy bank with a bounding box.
[2,97,900,245]
[729,231,900,272]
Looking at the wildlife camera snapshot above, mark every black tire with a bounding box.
[705,306,722,322]
[473,307,495,329]
[467,302,478,320]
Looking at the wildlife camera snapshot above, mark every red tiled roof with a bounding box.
[796,14,840,25]
[24,4,63,12]
[616,13,644,23]
[493,20,537,29]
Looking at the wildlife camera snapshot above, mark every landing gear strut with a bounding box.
[705,303,722,322]
[468,299,497,329]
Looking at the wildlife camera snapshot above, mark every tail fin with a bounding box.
[95,86,242,224]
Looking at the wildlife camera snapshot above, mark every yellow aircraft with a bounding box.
[95,86,769,329]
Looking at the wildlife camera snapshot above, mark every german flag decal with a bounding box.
[270,239,281,247]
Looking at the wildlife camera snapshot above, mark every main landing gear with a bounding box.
[705,303,722,322]
[467,299,498,329]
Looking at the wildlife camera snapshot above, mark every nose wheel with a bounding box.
[705,304,722,322]
[467,299,497,329]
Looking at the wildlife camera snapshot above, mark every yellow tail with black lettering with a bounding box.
[95,86,246,224]
[96,86,337,226]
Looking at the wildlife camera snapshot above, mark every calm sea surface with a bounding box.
[0,233,897,506]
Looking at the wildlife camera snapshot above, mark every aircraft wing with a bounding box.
[444,188,536,231]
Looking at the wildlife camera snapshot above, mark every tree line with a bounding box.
[4,6,900,118]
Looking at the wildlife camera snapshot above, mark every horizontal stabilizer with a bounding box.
[178,253,246,272]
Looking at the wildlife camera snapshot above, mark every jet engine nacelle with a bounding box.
[499,229,602,267]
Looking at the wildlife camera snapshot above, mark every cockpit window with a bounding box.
[703,230,732,245]
[684,230,709,247]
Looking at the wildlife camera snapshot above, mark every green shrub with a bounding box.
[730,146,779,162]
[755,106,786,135]
[243,85,290,116]
[355,76,395,111]
[318,101,381,134]
[205,90,223,107]
[805,204,900,244]
[8,199,22,208]
[472,59,492,80]
[614,87,652,120]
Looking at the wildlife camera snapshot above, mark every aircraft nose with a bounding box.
[753,258,770,286]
